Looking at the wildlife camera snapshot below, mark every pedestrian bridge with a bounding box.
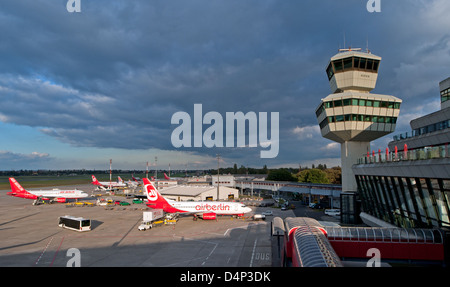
[279,217,447,267]
[324,226,445,262]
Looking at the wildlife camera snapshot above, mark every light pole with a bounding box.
[216,154,220,201]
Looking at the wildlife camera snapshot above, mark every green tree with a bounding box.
[267,169,296,181]
[297,168,330,184]
[324,166,341,184]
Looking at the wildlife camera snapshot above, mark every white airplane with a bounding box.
[91,175,127,189]
[132,175,141,182]
[142,178,252,220]
[7,177,89,204]
[118,176,139,187]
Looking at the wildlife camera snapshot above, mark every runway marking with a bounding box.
[201,243,218,266]
[50,236,65,267]
[223,225,249,236]
[224,222,266,236]
[249,239,258,267]
[35,236,54,265]
[170,235,219,267]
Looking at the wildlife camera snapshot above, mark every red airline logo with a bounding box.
[11,178,26,193]
[195,203,231,211]
[145,184,158,201]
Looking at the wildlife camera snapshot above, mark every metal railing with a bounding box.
[357,144,449,164]
[323,226,444,244]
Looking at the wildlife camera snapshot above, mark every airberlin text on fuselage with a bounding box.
[195,204,231,211]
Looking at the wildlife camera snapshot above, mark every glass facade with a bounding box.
[326,56,381,80]
[319,114,397,129]
[441,87,450,104]
[393,119,450,141]
[356,175,450,229]
[340,192,360,224]
[316,98,401,118]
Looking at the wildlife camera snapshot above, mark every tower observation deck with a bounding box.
[315,49,402,192]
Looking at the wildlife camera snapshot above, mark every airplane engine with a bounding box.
[55,198,66,203]
[201,213,216,220]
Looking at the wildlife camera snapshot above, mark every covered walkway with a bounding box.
[324,226,445,262]
[279,217,447,267]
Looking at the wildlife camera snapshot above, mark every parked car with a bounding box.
[114,201,130,206]
[310,203,326,209]
[262,210,273,216]
[324,209,341,216]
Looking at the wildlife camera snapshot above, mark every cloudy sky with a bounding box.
[0,0,449,171]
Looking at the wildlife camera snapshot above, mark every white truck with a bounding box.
[138,209,164,231]
[253,214,266,221]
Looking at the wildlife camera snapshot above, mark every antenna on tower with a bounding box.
[343,31,346,50]
[366,36,371,53]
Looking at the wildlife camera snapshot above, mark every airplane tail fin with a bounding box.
[142,178,169,208]
[118,176,123,183]
[91,175,101,185]
[164,173,170,180]
[7,178,31,196]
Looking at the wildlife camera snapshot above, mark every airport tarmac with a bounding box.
[0,184,298,267]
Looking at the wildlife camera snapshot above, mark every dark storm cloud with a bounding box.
[0,0,449,167]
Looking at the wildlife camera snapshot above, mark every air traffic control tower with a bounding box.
[315,49,402,192]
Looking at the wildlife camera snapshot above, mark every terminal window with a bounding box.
[441,88,450,103]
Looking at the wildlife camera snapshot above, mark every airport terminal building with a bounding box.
[352,77,450,229]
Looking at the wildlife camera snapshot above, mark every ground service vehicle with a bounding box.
[253,214,266,221]
[143,210,164,221]
[58,215,91,232]
[138,221,153,231]
[138,210,164,231]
